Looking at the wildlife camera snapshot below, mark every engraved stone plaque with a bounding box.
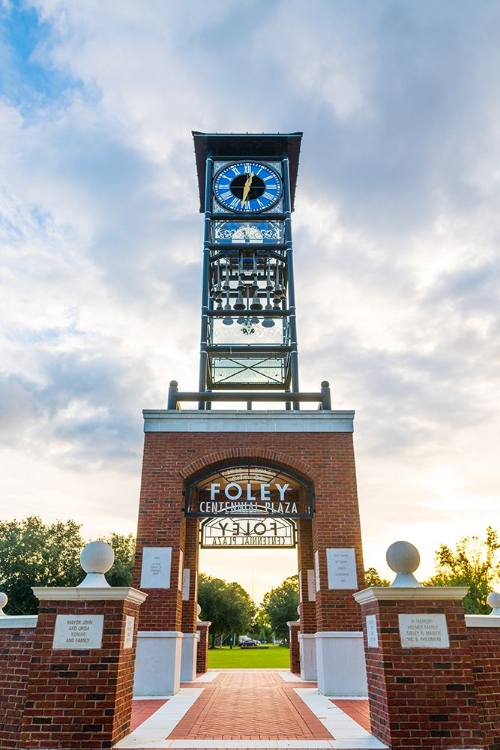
[124,615,135,649]
[314,550,320,591]
[307,569,316,601]
[366,614,379,648]
[399,613,449,648]
[178,550,184,592]
[326,548,358,590]
[140,547,172,589]
[182,568,190,601]
[53,615,104,649]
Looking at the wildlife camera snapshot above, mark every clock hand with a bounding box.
[241,172,254,205]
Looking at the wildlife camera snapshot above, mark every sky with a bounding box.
[1,0,499,604]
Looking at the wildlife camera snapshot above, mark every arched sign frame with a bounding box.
[183,459,314,519]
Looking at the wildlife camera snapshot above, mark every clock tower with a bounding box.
[133,133,367,700]
[195,132,300,405]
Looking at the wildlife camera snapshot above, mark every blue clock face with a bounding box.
[213,162,282,213]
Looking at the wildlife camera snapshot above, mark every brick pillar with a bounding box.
[133,431,187,695]
[354,586,485,750]
[196,621,211,675]
[180,518,199,681]
[311,432,366,696]
[297,519,317,680]
[0,614,37,750]
[465,613,500,750]
[19,586,146,750]
[287,620,300,674]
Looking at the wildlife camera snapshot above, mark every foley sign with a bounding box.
[184,463,314,519]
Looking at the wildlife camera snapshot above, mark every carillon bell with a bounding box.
[233,290,246,311]
[249,292,263,311]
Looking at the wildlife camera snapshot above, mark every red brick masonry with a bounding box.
[0,620,36,750]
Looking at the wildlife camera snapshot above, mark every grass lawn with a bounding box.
[207,644,291,669]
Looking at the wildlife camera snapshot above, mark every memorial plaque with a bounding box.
[366,614,379,648]
[140,547,172,589]
[307,569,316,601]
[124,615,135,649]
[53,615,104,650]
[314,550,320,591]
[182,568,190,601]
[326,548,358,590]
[178,550,184,592]
[399,613,450,648]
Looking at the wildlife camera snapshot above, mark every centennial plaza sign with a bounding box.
[184,461,314,519]
[200,514,297,548]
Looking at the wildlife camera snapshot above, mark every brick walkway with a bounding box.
[117,670,386,750]
[170,672,332,740]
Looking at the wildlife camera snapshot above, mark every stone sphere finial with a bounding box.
[78,541,115,588]
[487,591,500,615]
[386,541,423,587]
[196,603,202,621]
[0,592,8,616]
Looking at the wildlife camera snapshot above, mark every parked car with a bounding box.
[240,639,260,648]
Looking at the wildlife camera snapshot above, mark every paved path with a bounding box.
[116,670,386,750]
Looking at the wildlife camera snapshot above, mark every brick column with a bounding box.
[19,586,146,750]
[311,432,366,696]
[0,613,37,750]
[180,518,199,681]
[133,431,187,695]
[287,620,300,674]
[296,520,317,680]
[465,613,500,750]
[196,621,211,675]
[354,586,485,750]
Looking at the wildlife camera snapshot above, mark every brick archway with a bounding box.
[179,447,319,485]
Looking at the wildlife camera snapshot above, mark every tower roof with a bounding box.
[192,131,303,212]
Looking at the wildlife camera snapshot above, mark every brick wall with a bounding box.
[0,620,36,750]
[134,430,364,635]
[467,621,500,750]
[358,593,484,749]
[20,596,143,750]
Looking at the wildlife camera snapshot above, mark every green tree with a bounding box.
[261,574,299,644]
[0,516,85,614]
[99,532,136,587]
[425,526,500,613]
[365,567,391,587]
[198,574,255,647]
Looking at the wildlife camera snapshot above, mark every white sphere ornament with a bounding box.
[386,541,423,587]
[0,592,8,616]
[487,591,500,615]
[78,541,115,588]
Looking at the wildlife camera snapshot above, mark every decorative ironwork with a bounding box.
[200,514,297,548]
[213,221,283,244]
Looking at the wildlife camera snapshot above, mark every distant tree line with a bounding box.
[0,516,135,615]
[1,518,499,632]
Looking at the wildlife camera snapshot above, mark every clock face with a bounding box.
[213,161,282,213]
